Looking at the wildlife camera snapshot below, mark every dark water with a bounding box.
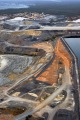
[65,38,80,67]
[0,0,33,10]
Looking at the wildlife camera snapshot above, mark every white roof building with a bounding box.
[73,19,80,23]
[7,17,27,22]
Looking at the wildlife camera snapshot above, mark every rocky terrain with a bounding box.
[0,13,79,120]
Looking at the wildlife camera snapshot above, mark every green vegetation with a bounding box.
[0,1,80,16]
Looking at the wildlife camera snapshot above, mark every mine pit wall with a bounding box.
[55,38,79,119]
[0,44,45,56]
[55,38,72,69]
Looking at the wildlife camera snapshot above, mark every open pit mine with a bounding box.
[0,36,79,120]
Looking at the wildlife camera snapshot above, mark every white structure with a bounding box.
[7,17,27,23]
[0,16,8,21]
[73,19,80,23]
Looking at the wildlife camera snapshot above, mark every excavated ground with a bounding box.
[0,39,72,120]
